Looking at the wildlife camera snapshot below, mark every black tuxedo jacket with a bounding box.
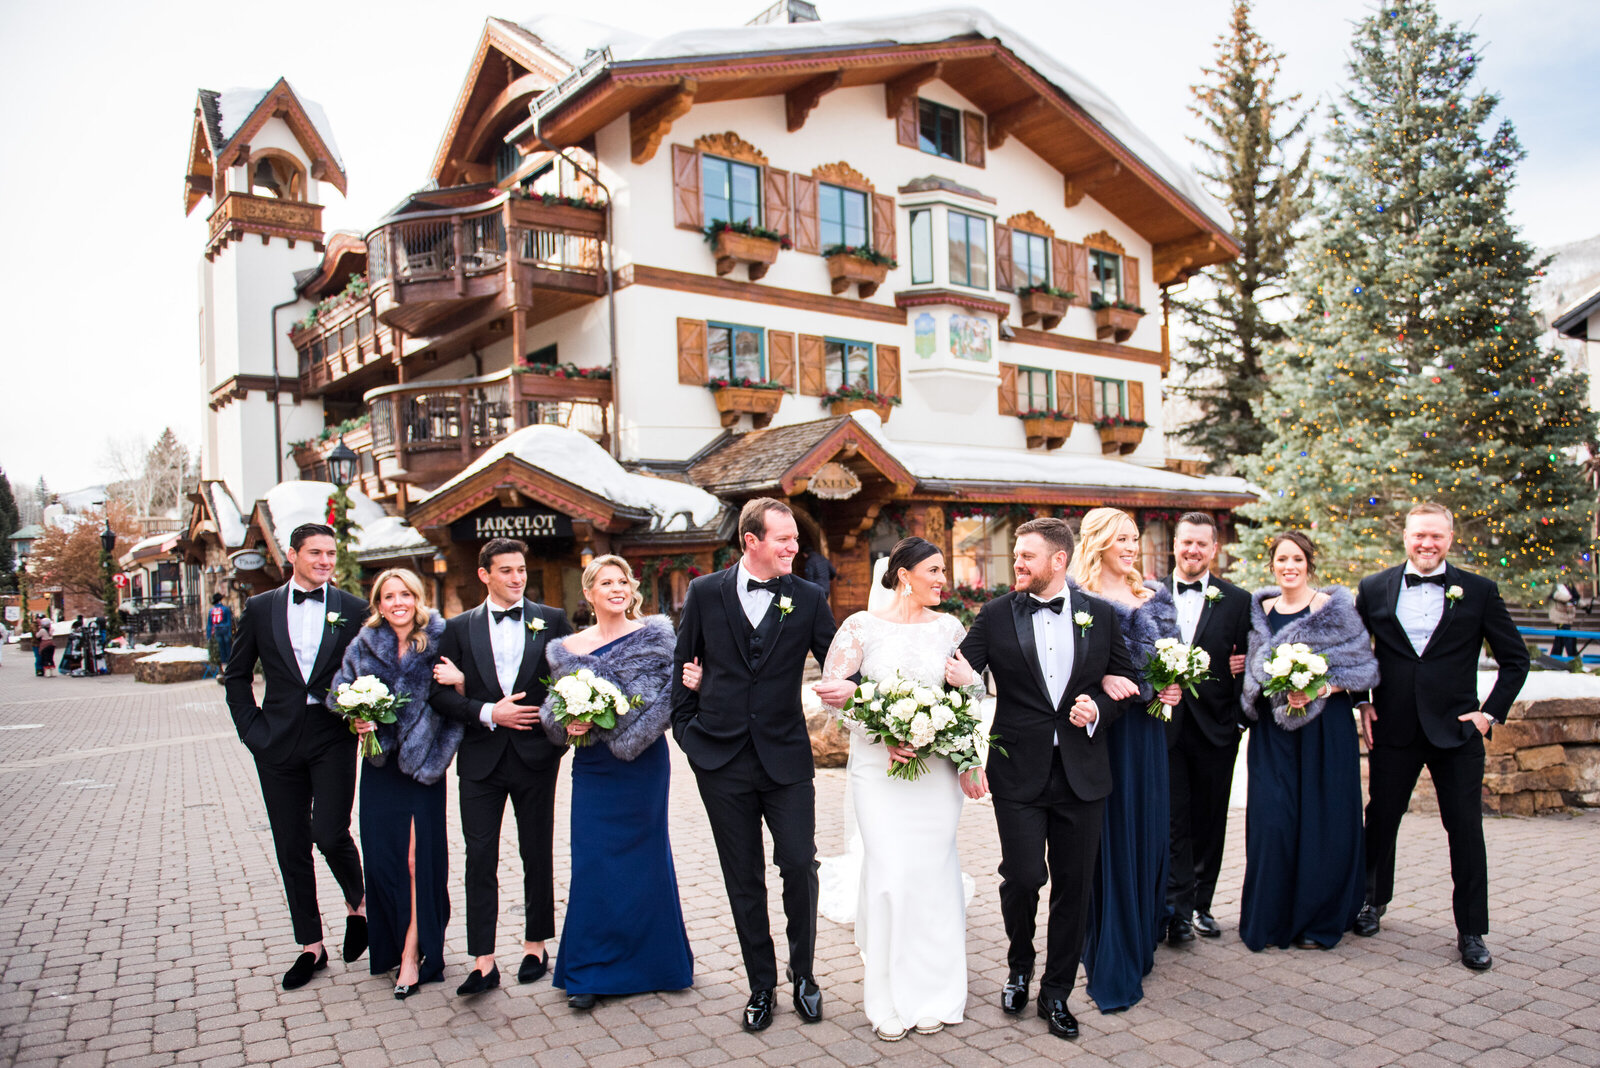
[1162,572,1252,748]
[225,583,369,757]
[1355,563,1529,749]
[960,589,1134,804]
[430,599,573,780]
[671,566,837,786]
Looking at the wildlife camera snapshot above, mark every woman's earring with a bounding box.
[900,583,911,599]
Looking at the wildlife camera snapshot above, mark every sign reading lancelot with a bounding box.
[451,507,573,542]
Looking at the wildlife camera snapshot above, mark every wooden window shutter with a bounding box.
[799,334,827,396]
[768,330,797,390]
[792,173,820,254]
[871,193,897,261]
[671,145,702,231]
[1123,255,1142,308]
[764,167,791,238]
[676,318,707,385]
[1075,373,1094,422]
[1066,241,1091,307]
[997,362,1018,416]
[896,94,918,148]
[1055,371,1073,416]
[1128,380,1145,423]
[963,111,986,168]
[876,344,901,400]
[994,223,1014,292]
[1052,238,1070,296]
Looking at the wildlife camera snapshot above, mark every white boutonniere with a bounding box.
[1204,586,1223,603]
[777,595,794,617]
[326,611,346,629]
[1073,610,1094,636]
[527,617,546,632]
[1445,585,1464,606]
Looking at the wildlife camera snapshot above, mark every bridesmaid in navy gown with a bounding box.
[1068,508,1171,1013]
[1238,532,1378,951]
[540,555,693,1010]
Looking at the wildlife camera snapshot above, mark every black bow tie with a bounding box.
[1405,573,1447,588]
[492,605,523,624]
[1024,596,1066,616]
[292,586,325,605]
[1177,581,1204,595]
[746,577,781,594]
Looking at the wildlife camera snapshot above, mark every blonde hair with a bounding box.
[583,554,644,620]
[364,568,434,652]
[1068,507,1149,600]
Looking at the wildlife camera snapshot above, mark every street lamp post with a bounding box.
[325,437,361,595]
[99,516,121,641]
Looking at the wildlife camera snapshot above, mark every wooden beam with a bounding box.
[883,61,942,119]
[1153,233,1223,286]
[986,97,1042,151]
[786,70,842,132]
[1063,159,1123,207]
[630,79,697,164]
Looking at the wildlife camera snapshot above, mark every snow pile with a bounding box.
[136,647,211,664]
[1490,670,1600,702]
[262,482,431,558]
[206,483,248,548]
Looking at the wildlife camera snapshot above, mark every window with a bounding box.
[1018,367,1053,411]
[819,183,869,248]
[1012,231,1050,289]
[1094,377,1126,419]
[527,343,558,368]
[1141,518,1172,580]
[948,212,989,289]
[708,323,765,381]
[701,155,761,227]
[952,516,1012,589]
[824,338,874,392]
[495,142,524,183]
[909,209,933,284]
[917,99,962,161]
[1090,250,1122,302]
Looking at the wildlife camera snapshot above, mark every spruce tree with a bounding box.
[0,466,17,581]
[1238,0,1595,594]
[1172,0,1311,473]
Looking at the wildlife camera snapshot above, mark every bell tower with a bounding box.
[184,79,347,509]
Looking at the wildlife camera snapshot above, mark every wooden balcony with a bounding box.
[365,369,613,490]
[294,290,396,398]
[365,195,606,337]
[206,192,323,257]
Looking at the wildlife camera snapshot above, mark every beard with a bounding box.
[1016,565,1059,596]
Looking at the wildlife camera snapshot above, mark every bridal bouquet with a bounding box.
[1261,642,1329,716]
[546,668,642,746]
[332,675,410,758]
[839,671,1001,781]
[1142,638,1212,721]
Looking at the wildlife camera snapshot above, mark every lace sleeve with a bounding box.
[943,614,988,699]
[822,613,866,681]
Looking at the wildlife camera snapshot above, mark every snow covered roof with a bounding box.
[422,426,724,533]
[203,82,344,171]
[205,482,248,549]
[1553,279,1600,339]
[259,481,432,560]
[122,531,180,563]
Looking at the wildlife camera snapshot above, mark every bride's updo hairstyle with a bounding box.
[880,537,941,590]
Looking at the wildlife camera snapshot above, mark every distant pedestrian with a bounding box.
[35,616,56,678]
[208,594,235,684]
[0,618,10,666]
[800,548,838,603]
[1547,583,1578,659]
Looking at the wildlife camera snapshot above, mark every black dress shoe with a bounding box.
[567,992,597,1011]
[343,915,368,963]
[1167,916,1196,945]
[1292,934,1328,950]
[743,989,775,1032]
[1459,933,1492,971]
[1193,911,1222,938]
[1000,971,1031,1015]
[518,951,549,984]
[281,948,327,990]
[456,964,500,996]
[788,969,823,1022]
[1353,903,1382,937]
[1036,994,1079,1039]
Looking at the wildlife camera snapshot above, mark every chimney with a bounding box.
[746,1,820,26]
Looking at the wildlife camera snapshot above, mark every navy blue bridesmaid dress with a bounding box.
[360,758,449,983]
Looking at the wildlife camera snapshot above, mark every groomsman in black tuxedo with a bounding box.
[225,523,370,990]
[960,517,1136,1040]
[430,538,573,995]
[671,498,837,1032]
[1354,502,1529,970]
[1160,513,1251,944]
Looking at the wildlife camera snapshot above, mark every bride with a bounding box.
[813,537,986,1042]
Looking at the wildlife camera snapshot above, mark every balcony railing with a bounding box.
[294,291,395,394]
[207,192,324,255]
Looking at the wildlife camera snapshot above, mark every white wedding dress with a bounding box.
[820,608,982,1034]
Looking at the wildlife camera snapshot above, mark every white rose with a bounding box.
[1305,654,1328,675]
[913,687,938,708]
[1155,638,1178,651]
[336,689,363,708]
[1290,671,1314,689]
[1267,659,1292,678]
[1194,650,1211,671]
[1073,611,1093,627]
[1291,643,1312,655]
[870,700,883,712]
[892,697,919,719]
[857,682,877,702]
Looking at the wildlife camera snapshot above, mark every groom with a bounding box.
[672,498,837,1032]
[961,517,1135,1040]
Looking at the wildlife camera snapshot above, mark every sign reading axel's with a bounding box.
[451,507,574,542]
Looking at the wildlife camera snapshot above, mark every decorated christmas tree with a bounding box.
[1237,0,1595,593]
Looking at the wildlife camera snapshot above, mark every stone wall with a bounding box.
[134,657,209,685]
[1483,696,1600,815]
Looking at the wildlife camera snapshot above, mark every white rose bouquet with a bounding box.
[1141,638,1212,721]
[333,674,411,758]
[838,671,1002,781]
[1261,642,1330,716]
[545,667,642,747]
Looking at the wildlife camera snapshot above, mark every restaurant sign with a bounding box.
[809,462,862,500]
[451,506,573,542]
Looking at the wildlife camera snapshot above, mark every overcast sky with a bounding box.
[2,0,1594,494]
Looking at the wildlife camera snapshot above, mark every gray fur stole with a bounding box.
[1241,586,1380,731]
[326,613,462,784]
[1082,583,1178,702]
[539,615,676,761]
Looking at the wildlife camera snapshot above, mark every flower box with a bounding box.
[1098,424,1145,455]
[712,386,783,428]
[1094,305,1142,343]
[828,397,894,422]
[712,231,782,282]
[1020,290,1070,331]
[1022,416,1074,451]
[825,252,890,299]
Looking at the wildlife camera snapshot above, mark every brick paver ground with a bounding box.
[1,666,1597,1067]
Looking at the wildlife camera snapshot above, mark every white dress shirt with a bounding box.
[478,596,528,729]
[286,581,326,696]
[1173,574,1209,645]
[1030,591,1096,741]
[736,562,776,628]
[1397,562,1447,656]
